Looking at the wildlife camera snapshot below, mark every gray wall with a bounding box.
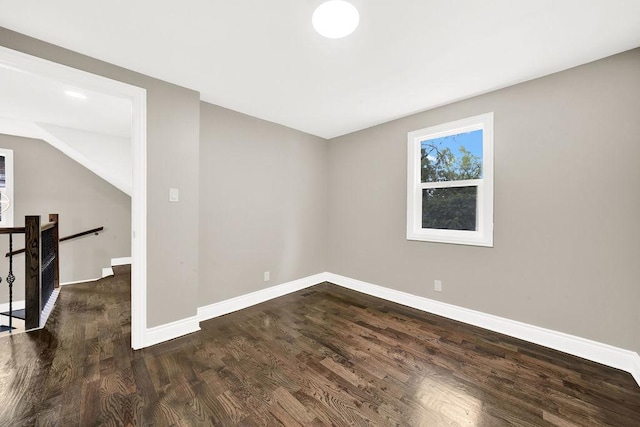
[0,134,131,303]
[199,103,327,303]
[3,26,639,355]
[0,28,200,328]
[327,48,640,353]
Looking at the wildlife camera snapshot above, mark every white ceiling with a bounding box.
[0,62,133,196]
[0,64,132,138]
[1,0,640,139]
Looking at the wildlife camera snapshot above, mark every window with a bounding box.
[0,148,14,228]
[407,113,493,246]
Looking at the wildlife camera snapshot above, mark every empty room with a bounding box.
[0,1,639,425]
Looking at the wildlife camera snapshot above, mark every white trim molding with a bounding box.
[324,272,640,387]
[631,354,640,386]
[130,85,147,350]
[60,277,101,286]
[102,257,131,278]
[198,273,326,322]
[0,148,15,227]
[112,257,132,266]
[144,274,324,349]
[407,112,494,247]
[143,315,200,348]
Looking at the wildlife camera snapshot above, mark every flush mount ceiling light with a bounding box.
[312,1,359,39]
[65,90,87,99]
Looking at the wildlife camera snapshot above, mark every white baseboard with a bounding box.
[0,299,25,313]
[112,257,131,266]
[324,272,640,387]
[144,270,640,387]
[144,315,200,348]
[198,273,326,322]
[60,277,100,286]
[143,274,324,349]
[631,354,640,386]
[98,257,129,280]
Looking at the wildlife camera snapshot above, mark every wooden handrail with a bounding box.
[41,222,56,232]
[5,226,104,257]
[60,226,103,243]
[0,227,26,234]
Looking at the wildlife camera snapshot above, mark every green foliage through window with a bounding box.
[420,130,483,183]
[422,187,477,231]
[407,113,493,246]
[420,130,483,231]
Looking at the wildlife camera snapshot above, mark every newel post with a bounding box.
[49,214,59,289]
[25,215,40,330]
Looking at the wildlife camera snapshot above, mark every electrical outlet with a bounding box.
[434,280,442,292]
[264,271,270,282]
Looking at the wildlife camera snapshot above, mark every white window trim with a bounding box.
[0,148,14,228]
[407,112,494,247]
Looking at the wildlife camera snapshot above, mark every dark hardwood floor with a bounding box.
[0,266,639,426]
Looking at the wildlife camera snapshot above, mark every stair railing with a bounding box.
[0,225,25,332]
[0,214,60,331]
[5,226,103,258]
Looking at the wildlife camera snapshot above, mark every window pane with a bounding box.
[0,157,5,223]
[422,187,477,231]
[0,156,5,188]
[421,129,483,183]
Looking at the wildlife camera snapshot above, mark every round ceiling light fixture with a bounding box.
[312,1,359,39]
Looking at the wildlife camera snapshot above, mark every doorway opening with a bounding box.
[0,45,147,349]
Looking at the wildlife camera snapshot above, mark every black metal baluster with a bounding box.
[7,233,15,332]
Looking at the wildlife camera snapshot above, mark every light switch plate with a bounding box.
[169,188,179,202]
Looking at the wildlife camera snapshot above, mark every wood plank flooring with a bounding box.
[0,266,639,426]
